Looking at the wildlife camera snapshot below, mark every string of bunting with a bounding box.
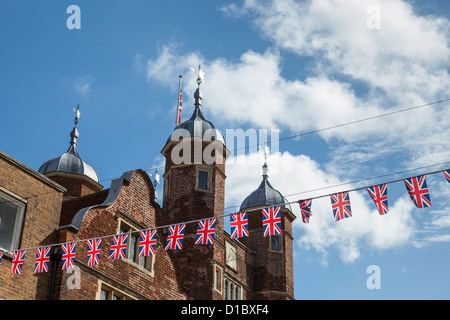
[298,169,450,223]
[2,168,450,275]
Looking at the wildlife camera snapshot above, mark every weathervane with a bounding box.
[73,104,81,127]
[190,64,204,88]
[191,64,205,110]
[260,142,270,163]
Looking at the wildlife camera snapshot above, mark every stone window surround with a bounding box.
[0,186,27,253]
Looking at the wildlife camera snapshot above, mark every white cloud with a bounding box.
[68,74,94,96]
[145,45,386,142]
[233,0,450,103]
[145,44,203,92]
[217,0,450,158]
[144,0,450,147]
[143,43,450,162]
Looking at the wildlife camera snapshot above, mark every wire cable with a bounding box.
[99,97,450,183]
[3,99,450,256]
[2,162,449,257]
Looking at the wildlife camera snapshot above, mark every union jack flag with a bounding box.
[404,175,432,208]
[139,229,157,257]
[330,192,352,221]
[61,242,76,270]
[0,253,3,266]
[195,218,216,245]
[262,206,282,237]
[11,250,26,274]
[299,199,313,223]
[230,211,249,239]
[34,246,51,273]
[165,224,186,250]
[366,184,389,215]
[443,170,450,183]
[87,238,102,266]
[108,234,128,260]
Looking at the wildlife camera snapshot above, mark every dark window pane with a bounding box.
[271,235,280,251]
[198,171,208,189]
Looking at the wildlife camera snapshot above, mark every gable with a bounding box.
[66,169,159,231]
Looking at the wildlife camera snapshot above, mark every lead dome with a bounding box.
[165,87,226,146]
[38,109,99,184]
[240,163,292,212]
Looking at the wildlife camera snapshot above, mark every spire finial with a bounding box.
[191,64,204,109]
[70,105,80,147]
[197,64,204,87]
[73,104,81,127]
[191,63,204,88]
[260,142,270,178]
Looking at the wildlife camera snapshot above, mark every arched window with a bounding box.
[223,277,242,300]
[224,279,228,300]
[229,282,234,300]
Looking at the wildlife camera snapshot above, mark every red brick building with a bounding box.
[0,150,65,299]
[0,82,295,300]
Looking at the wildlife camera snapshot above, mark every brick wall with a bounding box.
[0,135,296,300]
[0,152,64,300]
[161,137,228,300]
[52,169,186,300]
[46,172,103,199]
[222,232,255,300]
[240,207,295,300]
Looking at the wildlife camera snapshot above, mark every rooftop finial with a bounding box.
[191,64,204,109]
[191,64,204,88]
[73,104,81,127]
[70,105,80,148]
[260,142,270,178]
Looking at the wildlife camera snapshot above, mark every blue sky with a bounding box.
[1,0,450,299]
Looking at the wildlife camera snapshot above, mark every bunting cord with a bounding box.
[282,161,450,201]
[98,97,450,183]
[2,98,450,261]
[220,160,450,212]
[1,162,449,258]
[272,98,450,146]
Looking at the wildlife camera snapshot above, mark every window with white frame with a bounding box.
[214,264,223,294]
[0,191,26,252]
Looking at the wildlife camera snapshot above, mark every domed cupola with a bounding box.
[161,65,229,171]
[38,106,102,198]
[165,67,226,147]
[238,149,296,300]
[240,156,291,212]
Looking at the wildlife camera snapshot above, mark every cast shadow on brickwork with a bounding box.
[33,229,60,300]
